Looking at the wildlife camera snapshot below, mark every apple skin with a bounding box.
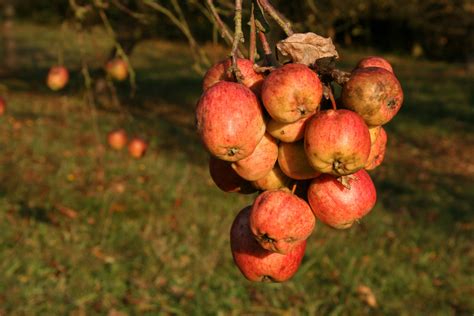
[196,81,266,162]
[47,66,69,91]
[267,114,313,143]
[202,58,264,95]
[261,63,323,123]
[231,206,306,282]
[209,156,257,194]
[341,67,403,126]
[107,129,128,150]
[249,189,315,254]
[305,109,371,176]
[278,141,321,180]
[0,97,6,116]
[356,56,393,73]
[368,125,381,144]
[106,58,128,81]
[128,138,148,158]
[365,127,387,170]
[231,133,278,181]
[251,165,291,191]
[307,169,376,229]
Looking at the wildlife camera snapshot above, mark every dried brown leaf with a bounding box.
[357,285,378,308]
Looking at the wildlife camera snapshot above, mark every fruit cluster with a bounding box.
[196,55,403,282]
[107,129,148,159]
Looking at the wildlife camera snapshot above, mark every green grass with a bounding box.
[0,23,473,315]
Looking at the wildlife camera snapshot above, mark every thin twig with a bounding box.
[256,23,278,67]
[328,84,337,110]
[257,0,293,36]
[249,1,256,62]
[231,0,244,82]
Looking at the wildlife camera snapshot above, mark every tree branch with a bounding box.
[257,0,293,36]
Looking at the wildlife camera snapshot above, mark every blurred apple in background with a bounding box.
[47,66,69,91]
[0,97,6,116]
[106,58,128,81]
[107,129,128,150]
[128,137,148,158]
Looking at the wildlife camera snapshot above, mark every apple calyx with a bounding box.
[337,174,357,189]
[227,147,240,157]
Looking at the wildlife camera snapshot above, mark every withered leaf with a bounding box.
[277,32,339,66]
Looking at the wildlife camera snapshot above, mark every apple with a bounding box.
[307,169,376,229]
[209,156,257,194]
[107,129,128,150]
[231,206,306,282]
[128,137,148,158]
[356,56,393,73]
[47,66,69,91]
[231,133,278,181]
[202,58,264,95]
[106,58,128,81]
[365,127,387,170]
[251,165,290,191]
[278,141,321,180]
[0,97,6,116]
[305,109,371,176]
[196,81,266,161]
[249,189,315,254]
[341,67,403,126]
[266,114,313,143]
[261,63,323,123]
[368,126,381,144]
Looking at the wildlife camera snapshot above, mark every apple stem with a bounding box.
[256,0,293,37]
[230,0,244,83]
[249,1,257,63]
[328,85,337,110]
[291,183,297,194]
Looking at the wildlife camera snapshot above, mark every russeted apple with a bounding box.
[196,81,266,161]
[308,169,376,229]
[278,141,321,180]
[267,114,313,143]
[365,127,387,170]
[261,63,323,123]
[209,156,257,194]
[305,109,371,176]
[231,206,306,282]
[342,67,403,126]
[251,165,290,191]
[356,56,393,73]
[249,189,315,254]
[231,133,278,181]
[202,58,264,95]
[47,66,69,91]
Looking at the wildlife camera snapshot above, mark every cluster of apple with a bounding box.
[107,129,148,159]
[196,55,403,282]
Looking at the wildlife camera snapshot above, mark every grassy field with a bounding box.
[0,23,473,315]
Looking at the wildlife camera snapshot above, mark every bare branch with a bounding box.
[257,0,293,36]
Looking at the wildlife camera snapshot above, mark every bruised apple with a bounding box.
[308,169,376,229]
[202,58,264,95]
[231,133,278,181]
[107,129,128,150]
[231,206,306,282]
[342,67,403,126]
[250,189,315,254]
[356,56,393,73]
[278,141,320,180]
[209,156,256,194]
[47,66,69,91]
[251,165,290,191]
[305,109,371,176]
[365,127,387,170]
[196,81,265,161]
[261,63,323,123]
[106,58,128,81]
[267,114,313,143]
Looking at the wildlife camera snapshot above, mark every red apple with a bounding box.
[128,137,148,158]
[202,58,264,95]
[196,81,266,161]
[261,63,323,123]
[278,141,321,180]
[231,133,278,181]
[305,109,371,176]
[106,58,128,81]
[209,156,257,194]
[47,66,69,91]
[308,169,376,229]
[231,206,306,282]
[357,56,393,73]
[341,67,403,126]
[251,165,290,191]
[249,189,315,254]
[0,97,6,116]
[267,114,313,143]
[107,129,128,150]
[365,127,387,170]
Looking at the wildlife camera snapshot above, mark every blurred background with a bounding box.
[0,0,473,315]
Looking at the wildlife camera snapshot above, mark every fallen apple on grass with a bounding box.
[107,129,128,150]
[128,138,148,159]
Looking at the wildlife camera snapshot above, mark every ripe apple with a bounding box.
[202,58,264,95]
[128,137,148,158]
[106,58,128,81]
[365,127,387,170]
[341,67,403,126]
[307,169,376,229]
[249,189,315,254]
[47,66,69,91]
[267,114,313,143]
[209,156,257,194]
[196,81,265,161]
[252,165,290,191]
[107,129,128,150]
[231,206,306,282]
[231,133,278,181]
[261,63,323,123]
[305,109,371,176]
[278,141,321,180]
[368,126,381,144]
[0,97,6,116]
[356,56,393,73]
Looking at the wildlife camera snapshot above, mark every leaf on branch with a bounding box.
[276,32,339,66]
